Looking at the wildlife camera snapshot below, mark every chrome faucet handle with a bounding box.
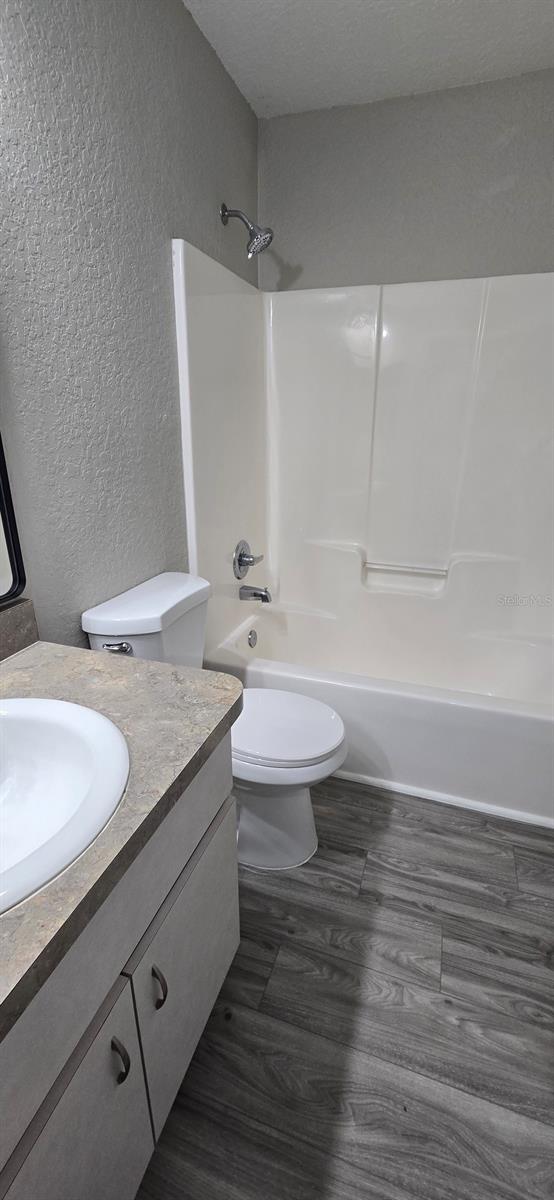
[233,539,264,580]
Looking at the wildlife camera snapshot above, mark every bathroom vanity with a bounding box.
[0,641,242,1200]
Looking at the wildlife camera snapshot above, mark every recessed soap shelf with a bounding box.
[362,560,449,595]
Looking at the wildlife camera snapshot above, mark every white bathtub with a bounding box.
[207,612,554,828]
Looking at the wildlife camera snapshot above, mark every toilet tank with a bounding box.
[82,573,211,668]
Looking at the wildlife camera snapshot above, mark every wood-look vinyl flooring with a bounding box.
[138,779,554,1200]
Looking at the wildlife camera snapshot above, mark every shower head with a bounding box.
[220,202,273,258]
[246,225,273,258]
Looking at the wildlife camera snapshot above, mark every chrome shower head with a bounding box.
[246,226,273,258]
[220,202,273,258]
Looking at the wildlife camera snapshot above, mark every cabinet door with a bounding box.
[128,802,239,1138]
[1,981,153,1200]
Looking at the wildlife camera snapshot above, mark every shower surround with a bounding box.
[172,242,553,825]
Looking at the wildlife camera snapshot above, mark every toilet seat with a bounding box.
[232,688,345,770]
[232,740,347,787]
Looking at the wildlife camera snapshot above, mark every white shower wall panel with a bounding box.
[453,272,554,630]
[267,286,379,607]
[268,273,554,657]
[172,242,267,656]
[367,277,485,571]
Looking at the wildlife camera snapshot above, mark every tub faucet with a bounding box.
[239,585,272,604]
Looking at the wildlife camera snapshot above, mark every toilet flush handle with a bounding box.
[102,641,133,654]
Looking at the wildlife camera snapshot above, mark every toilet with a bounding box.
[232,689,346,869]
[82,573,347,871]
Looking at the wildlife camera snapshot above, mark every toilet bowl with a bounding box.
[232,688,347,870]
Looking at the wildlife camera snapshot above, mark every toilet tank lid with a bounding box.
[81,572,211,635]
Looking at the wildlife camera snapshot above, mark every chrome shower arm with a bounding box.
[220,203,255,235]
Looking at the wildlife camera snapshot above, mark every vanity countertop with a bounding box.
[0,641,242,1038]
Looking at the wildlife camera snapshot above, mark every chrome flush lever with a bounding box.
[102,641,133,655]
[233,539,264,580]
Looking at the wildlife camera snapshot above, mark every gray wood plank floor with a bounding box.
[138,780,554,1200]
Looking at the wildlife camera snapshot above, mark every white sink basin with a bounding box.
[0,699,129,914]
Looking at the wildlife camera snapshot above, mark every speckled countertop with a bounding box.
[0,641,242,1038]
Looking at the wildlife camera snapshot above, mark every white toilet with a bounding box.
[82,573,347,871]
[232,688,346,869]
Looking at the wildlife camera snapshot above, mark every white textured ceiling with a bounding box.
[185,0,554,117]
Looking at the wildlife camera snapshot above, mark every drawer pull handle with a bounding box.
[151,964,168,1010]
[111,1037,131,1084]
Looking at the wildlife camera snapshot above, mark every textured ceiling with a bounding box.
[185,0,554,117]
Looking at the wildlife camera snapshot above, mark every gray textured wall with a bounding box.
[258,70,554,291]
[0,0,257,645]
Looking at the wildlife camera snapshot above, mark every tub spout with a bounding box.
[239,585,272,603]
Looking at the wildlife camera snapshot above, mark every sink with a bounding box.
[0,699,129,914]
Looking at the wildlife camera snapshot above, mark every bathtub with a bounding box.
[207,611,554,828]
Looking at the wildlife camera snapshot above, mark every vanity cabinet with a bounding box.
[0,736,233,1170]
[123,801,239,1138]
[0,787,239,1199]
[1,981,153,1200]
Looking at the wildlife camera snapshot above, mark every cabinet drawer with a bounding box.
[125,800,239,1138]
[0,980,153,1200]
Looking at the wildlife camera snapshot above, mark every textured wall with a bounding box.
[258,70,554,290]
[0,0,257,645]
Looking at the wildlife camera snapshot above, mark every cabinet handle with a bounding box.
[151,963,168,1009]
[111,1037,131,1084]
